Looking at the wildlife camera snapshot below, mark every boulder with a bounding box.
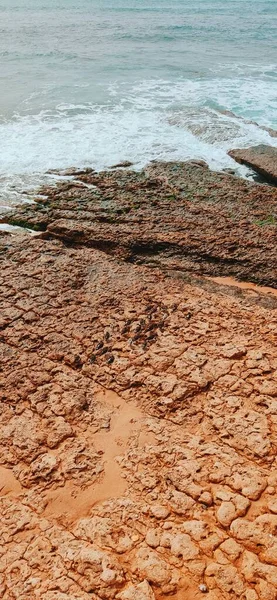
[228,145,277,185]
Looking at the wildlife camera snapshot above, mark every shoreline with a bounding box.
[4,159,277,288]
[0,106,276,213]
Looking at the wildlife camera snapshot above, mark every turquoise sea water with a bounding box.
[0,0,276,206]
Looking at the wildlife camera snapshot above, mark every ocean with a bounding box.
[0,0,276,209]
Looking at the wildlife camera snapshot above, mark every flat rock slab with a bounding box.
[229,145,277,184]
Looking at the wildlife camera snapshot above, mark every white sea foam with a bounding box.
[0,77,276,208]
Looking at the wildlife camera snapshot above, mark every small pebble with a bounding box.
[106,355,114,364]
[99,346,109,355]
[73,355,82,369]
[199,584,208,593]
[95,341,104,350]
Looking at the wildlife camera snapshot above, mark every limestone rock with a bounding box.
[117,581,155,600]
[132,547,171,585]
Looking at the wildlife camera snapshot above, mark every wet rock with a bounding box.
[187,159,209,168]
[109,161,134,169]
[228,145,277,185]
[47,167,95,176]
[222,168,237,175]
[7,161,277,288]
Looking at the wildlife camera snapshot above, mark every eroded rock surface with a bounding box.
[229,145,277,185]
[0,164,277,600]
[6,161,277,287]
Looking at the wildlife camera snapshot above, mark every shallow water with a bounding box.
[0,0,276,208]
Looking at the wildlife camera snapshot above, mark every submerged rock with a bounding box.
[47,167,95,176]
[228,145,277,185]
[109,160,134,169]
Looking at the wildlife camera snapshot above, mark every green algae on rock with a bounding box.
[7,161,277,288]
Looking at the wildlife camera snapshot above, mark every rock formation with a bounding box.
[229,145,277,185]
[0,162,277,600]
[7,161,277,287]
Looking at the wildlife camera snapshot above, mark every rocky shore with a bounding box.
[7,161,277,286]
[229,145,277,186]
[0,162,277,600]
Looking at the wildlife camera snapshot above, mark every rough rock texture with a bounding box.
[1,163,277,600]
[229,145,277,185]
[6,161,277,287]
